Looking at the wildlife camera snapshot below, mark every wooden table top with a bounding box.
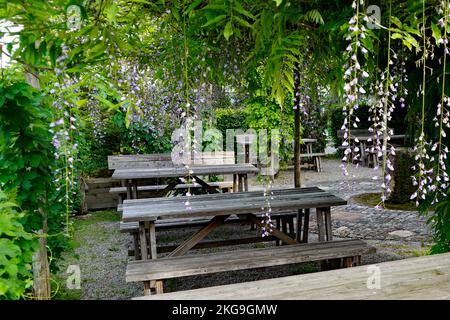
[112,163,259,180]
[135,252,450,300]
[121,187,347,222]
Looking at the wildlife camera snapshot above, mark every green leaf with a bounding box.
[75,99,87,107]
[184,0,203,15]
[431,23,442,45]
[201,4,228,11]
[223,21,233,40]
[391,33,403,40]
[273,0,283,6]
[233,2,255,20]
[203,14,227,27]
[233,16,253,29]
[106,3,119,24]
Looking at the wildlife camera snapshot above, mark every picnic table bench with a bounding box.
[126,239,375,292]
[297,138,326,172]
[112,163,259,199]
[108,152,243,201]
[337,129,406,167]
[121,186,349,295]
[134,252,450,300]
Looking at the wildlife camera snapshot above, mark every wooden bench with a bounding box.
[134,252,450,300]
[110,181,233,203]
[108,152,236,202]
[126,239,375,295]
[299,152,326,172]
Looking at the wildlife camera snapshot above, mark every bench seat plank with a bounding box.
[299,153,326,157]
[133,252,450,300]
[120,211,299,233]
[110,181,233,194]
[126,239,374,282]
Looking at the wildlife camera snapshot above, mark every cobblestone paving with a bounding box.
[249,159,432,242]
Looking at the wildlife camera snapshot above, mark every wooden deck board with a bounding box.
[134,252,450,300]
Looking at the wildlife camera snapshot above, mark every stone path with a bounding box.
[249,159,432,242]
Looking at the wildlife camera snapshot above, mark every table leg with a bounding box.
[193,176,220,194]
[324,207,333,241]
[243,174,248,192]
[126,180,132,200]
[360,141,366,166]
[138,221,151,295]
[296,209,303,242]
[233,174,238,192]
[303,209,310,243]
[132,180,138,199]
[316,208,326,242]
[238,174,243,192]
[275,217,281,246]
[133,232,140,260]
[167,215,229,257]
[247,214,297,245]
[148,222,163,294]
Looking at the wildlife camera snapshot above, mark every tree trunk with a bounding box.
[26,71,51,300]
[294,68,301,188]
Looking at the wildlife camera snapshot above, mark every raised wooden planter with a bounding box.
[83,178,121,211]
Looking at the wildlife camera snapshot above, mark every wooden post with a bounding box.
[32,230,51,300]
[294,68,301,188]
[26,72,51,300]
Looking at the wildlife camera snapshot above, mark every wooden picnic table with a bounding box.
[111,163,259,199]
[136,252,450,300]
[350,134,405,167]
[122,186,346,257]
[122,186,347,295]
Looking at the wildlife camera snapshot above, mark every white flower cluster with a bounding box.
[412,0,450,206]
[261,178,275,238]
[340,0,370,176]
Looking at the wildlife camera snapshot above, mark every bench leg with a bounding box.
[281,218,288,245]
[288,217,295,239]
[155,280,164,294]
[316,207,332,241]
[275,217,281,246]
[303,209,310,243]
[316,208,326,242]
[324,207,333,241]
[296,210,303,242]
[133,232,140,260]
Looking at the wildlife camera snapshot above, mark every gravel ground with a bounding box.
[55,159,433,300]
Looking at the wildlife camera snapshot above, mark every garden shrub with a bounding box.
[0,191,38,300]
[215,108,248,137]
[389,148,416,204]
[0,81,68,271]
[244,97,295,164]
[426,191,450,253]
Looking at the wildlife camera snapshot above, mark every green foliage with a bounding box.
[389,149,416,204]
[422,190,450,254]
[0,191,38,300]
[215,108,248,137]
[244,97,295,163]
[114,111,173,155]
[0,81,68,270]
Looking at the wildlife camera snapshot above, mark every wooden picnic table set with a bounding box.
[108,152,375,298]
[337,129,406,167]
